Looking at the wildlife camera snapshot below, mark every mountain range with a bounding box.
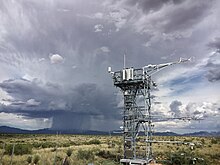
[0,126,219,136]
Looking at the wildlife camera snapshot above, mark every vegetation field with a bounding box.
[0,134,219,165]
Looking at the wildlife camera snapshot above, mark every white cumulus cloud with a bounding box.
[94,12,103,19]
[94,24,104,32]
[26,99,41,106]
[49,54,64,64]
[100,46,110,53]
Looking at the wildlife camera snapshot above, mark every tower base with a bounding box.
[120,159,148,165]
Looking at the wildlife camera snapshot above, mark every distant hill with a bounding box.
[0,126,30,134]
[183,131,220,137]
[0,126,108,135]
[112,130,179,136]
[154,131,179,136]
[154,131,220,137]
[0,126,219,136]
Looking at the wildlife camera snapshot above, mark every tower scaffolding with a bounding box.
[108,58,192,165]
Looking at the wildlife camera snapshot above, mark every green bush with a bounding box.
[97,150,111,159]
[26,155,32,163]
[96,150,121,162]
[33,154,40,164]
[201,138,205,144]
[211,138,218,144]
[86,139,101,145]
[32,142,42,148]
[77,149,94,160]
[70,141,78,145]
[66,148,73,157]
[51,148,57,152]
[63,142,71,147]
[5,144,32,155]
[41,142,57,148]
[55,155,63,162]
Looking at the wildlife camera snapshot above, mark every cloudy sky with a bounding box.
[0,0,219,133]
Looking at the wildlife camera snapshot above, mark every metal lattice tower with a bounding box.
[108,58,191,165]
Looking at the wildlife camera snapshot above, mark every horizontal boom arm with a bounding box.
[143,57,191,75]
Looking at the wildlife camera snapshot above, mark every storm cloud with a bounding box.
[169,100,182,117]
[0,78,120,130]
[208,37,220,51]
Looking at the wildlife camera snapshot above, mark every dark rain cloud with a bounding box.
[169,100,182,117]
[204,51,220,82]
[125,0,183,13]
[208,37,220,51]
[206,66,220,82]
[125,0,213,33]
[0,78,120,130]
[163,2,212,33]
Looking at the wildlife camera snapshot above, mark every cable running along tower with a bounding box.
[108,58,191,165]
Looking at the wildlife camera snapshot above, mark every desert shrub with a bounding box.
[168,149,203,165]
[86,139,101,145]
[196,143,202,148]
[32,142,41,148]
[210,153,220,159]
[113,140,122,146]
[111,143,115,147]
[201,138,205,144]
[211,138,218,144]
[26,155,32,163]
[41,142,57,148]
[99,160,116,165]
[33,154,40,164]
[97,150,111,159]
[63,142,71,147]
[172,157,181,165]
[66,148,73,157]
[77,149,94,160]
[170,153,187,165]
[96,150,121,161]
[55,155,63,162]
[5,144,32,155]
[51,148,57,152]
[117,145,122,154]
[170,137,175,141]
[70,141,78,145]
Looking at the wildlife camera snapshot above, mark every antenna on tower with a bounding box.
[123,51,126,69]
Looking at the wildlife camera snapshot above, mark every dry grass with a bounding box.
[0,134,219,165]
